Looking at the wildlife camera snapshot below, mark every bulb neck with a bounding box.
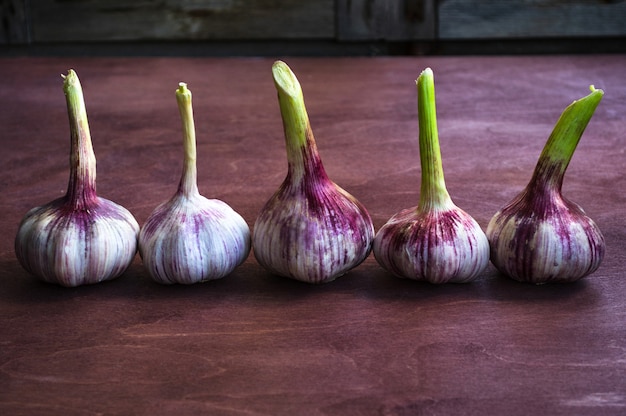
[416,68,453,212]
[63,70,98,209]
[273,61,329,186]
[529,86,604,195]
[176,82,199,198]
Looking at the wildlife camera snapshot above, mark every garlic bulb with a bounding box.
[252,61,374,284]
[373,68,490,284]
[14,69,139,287]
[138,82,251,285]
[487,86,605,284]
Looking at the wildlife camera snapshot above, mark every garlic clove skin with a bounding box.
[138,82,251,285]
[486,86,605,284]
[372,68,490,284]
[374,206,490,284]
[487,196,605,283]
[139,195,251,285]
[252,61,374,284]
[14,69,139,287]
[16,199,139,287]
[253,180,374,284]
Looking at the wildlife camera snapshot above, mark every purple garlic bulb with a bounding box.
[373,68,490,284]
[487,86,605,284]
[252,61,374,284]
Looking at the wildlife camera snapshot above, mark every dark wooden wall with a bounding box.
[2,0,625,54]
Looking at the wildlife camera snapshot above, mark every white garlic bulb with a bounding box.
[138,83,251,284]
[15,69,139,287]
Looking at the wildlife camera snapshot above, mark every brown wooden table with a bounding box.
[1,55,625,415]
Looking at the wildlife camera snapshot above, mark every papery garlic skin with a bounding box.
[374,206,490,284]
[14,69,139,287]
[487,198,604,283]
[138,82,251,285]
[252,61,374,284]
[16,200,139,287]
[253,179,374,284]
[486,86,605,284]
[139,195,250,285]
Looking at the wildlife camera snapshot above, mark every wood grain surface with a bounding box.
[0,55,625,415]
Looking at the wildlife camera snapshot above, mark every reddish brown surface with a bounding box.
[1,56,625,415]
